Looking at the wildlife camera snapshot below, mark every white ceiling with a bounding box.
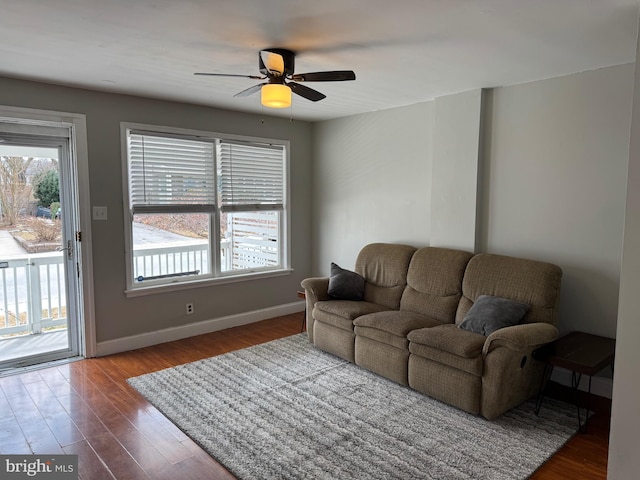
[0,0,638,122]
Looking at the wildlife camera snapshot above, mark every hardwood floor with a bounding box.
[0,312,609,479]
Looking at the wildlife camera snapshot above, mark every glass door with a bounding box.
[0,131,82,372]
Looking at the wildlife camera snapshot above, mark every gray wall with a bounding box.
[0,77,313,343]
[608,18,640,477]
[311,102,433,273]
[312,63,634,340]
[431,89,483,252]
[480,64,633,337]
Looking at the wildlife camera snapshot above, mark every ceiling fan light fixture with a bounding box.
[261,84,291,108]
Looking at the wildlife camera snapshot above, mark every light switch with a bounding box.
[92,206,108,221]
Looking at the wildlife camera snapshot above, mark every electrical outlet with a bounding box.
[186,303,194,315]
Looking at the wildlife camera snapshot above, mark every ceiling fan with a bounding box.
[194,48,356,108]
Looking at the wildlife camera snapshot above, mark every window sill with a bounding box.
[124,268,293,298]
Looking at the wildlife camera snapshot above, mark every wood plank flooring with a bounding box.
[0,312,609,479]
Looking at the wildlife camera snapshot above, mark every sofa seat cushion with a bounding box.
[314,300,390,332]
[354,311,444,349]
[408,325,486,376]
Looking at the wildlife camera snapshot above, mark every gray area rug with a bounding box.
[128,334,579,480]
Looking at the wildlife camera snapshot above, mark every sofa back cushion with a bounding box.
[400,247,474,323]
[355,243,417,310]
[455,253,562,325]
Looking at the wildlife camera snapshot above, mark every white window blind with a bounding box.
[127,131,216,213]
[219,141,285,212]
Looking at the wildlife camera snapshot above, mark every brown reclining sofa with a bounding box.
[301,243,562,420]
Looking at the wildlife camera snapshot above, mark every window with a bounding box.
[122,124,288,291]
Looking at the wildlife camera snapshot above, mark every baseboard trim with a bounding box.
[550,367,613,399]
[96,301,305,357]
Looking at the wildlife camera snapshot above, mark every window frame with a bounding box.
[120,122,291,296]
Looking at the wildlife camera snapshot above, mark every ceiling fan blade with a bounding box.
[260,51,285,76]
[194,73,265,80]
[289,82,326,102]
[233,83,266,97]
[290,70,356,82]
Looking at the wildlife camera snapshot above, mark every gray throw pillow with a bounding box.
[327,263,365,301]
[459,295,530,336]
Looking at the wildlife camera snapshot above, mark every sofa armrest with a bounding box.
[482,322,559,356]
[300,277,330,342]
[300,277,330,302]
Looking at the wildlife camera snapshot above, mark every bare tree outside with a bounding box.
[29,157,59,182]
[0,156,34,226]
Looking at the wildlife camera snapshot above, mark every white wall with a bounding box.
[480,64,634,338]
[608,18,640,478]
[312,64,633,345]
[311,102,433,274]
[431,89,484,251]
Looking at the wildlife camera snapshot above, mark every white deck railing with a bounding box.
[2,233,277,337]
[0,252,67,337]
[0,243,226,335]
[132,235,278,283]
[132,240,231,282]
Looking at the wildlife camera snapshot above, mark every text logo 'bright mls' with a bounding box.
[1,455,77,479]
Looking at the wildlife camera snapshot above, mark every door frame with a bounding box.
[0,105,96,359]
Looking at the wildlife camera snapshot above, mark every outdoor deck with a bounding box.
[0,330,68,363]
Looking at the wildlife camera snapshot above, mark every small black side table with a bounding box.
[533,331,615,432]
